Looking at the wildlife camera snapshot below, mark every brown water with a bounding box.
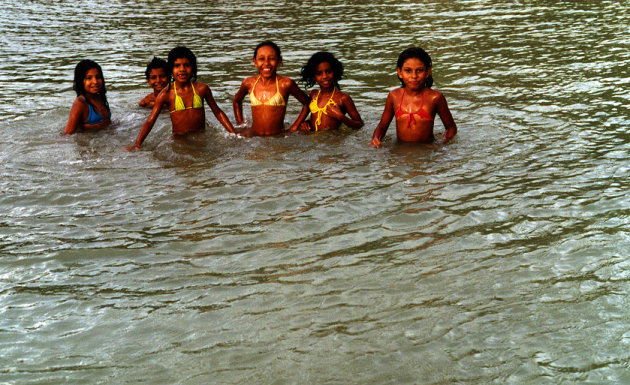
[1,0,629,383]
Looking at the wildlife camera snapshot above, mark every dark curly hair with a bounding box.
[73,59,107,98]
[396,47,433,88]
[167,46,197,82]
[145,57,168,80]
[300,51,344,89]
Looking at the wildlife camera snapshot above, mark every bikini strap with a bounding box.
[398,89,406,113]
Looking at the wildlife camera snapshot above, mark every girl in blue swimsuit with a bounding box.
[65,59,111,134]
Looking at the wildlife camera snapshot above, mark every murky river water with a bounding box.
[1,0,629,383]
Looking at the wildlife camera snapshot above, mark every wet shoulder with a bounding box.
[242,75,258,89]
[193,81,210,95]
[423,87,444,104]
[159,85,176,109]
[75,95,89,106]
[277,75,296,90]
[388,87,405,103]
[71,95,89,116]
[334,89,352,104]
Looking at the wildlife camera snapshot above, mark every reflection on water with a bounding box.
[1,0,629,383]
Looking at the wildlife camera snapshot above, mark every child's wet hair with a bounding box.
[145,57,168,80]
[73,59,107,97]
[396,47,433,88]
[253,40,282,63]
[300,51,344,89]
[167,46,197,82]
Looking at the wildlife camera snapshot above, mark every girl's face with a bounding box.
[314,61,334,90]
[396,58,431,90]
[253,45,280,78]
[172,58,193,83]
[148,68,168,93]
[83,68,103,95]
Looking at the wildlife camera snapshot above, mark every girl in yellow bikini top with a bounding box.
[309,88,337,131]
[249,76,286,107]
[170,80,203,113]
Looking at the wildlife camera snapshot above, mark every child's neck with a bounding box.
[404,85,425,95]
[175,78,192,88]
[84,92,102,103]
[258,73,277,84]
[319,85,335,93]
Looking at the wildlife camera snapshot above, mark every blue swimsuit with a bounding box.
[80,95,111,125]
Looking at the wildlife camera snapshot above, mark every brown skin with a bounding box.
[127,58,235,150]
[295,61,363,132]
[232,45,310,136]
[139,67,168,109]
[296,88,364,131]
[369,58,457,148]
[64,68,111,134]
[138,93,157,109]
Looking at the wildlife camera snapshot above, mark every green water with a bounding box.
[1,1,629,383]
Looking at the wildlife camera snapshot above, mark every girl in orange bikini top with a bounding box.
[369,47,458,147]
[394,89,434,128]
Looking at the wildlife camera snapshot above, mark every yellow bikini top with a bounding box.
[170,81,203,114]
[250,76,286,107]
[309,88,337,131]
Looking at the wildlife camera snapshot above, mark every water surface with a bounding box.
[1,1,629,384]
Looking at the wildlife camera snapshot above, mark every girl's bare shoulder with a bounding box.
[424,88,445,103]
[193,81,211,93]
[277,75,297,88]
[73,95,88,106]
[241,76,258,88]
[387,87,405,102]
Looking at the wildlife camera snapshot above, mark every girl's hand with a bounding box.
[326,105,344,121]
[369,138,382,148]
[124,144,140,152]
[298,121,312,131]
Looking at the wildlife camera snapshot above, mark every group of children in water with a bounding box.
[64,41,457,148]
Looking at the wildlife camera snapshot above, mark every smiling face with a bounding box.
[397,57,432,90]
[172,57,193,84]
[314,61,335,90]
[147,67,168,94]
[253,45,281,78]
[83,68,104,95]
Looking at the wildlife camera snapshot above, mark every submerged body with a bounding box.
[301,86,363,132]
[167,80,207,135]
[65,65,111,134]
[233,42,309,136]
[370,52,456,147]
[297,54,363,132]
[139,63,169,109]
[393,87,437,142]
[128,49,235,150]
